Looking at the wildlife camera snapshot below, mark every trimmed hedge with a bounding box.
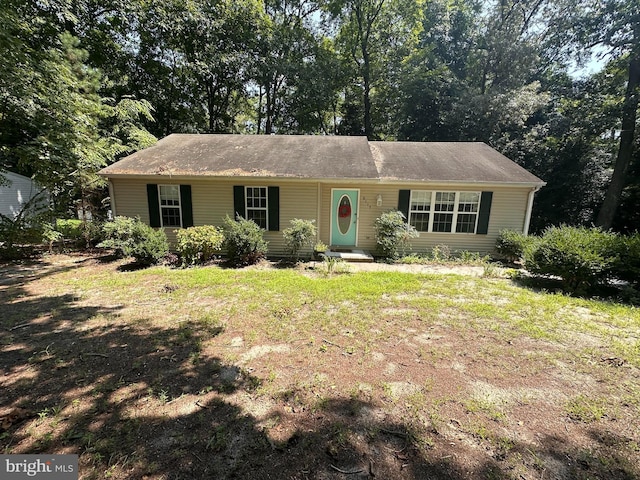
[283,219,316,261]
[374,211,419,260]
[222,215,268,265]
[614,232,640,287]
[55,219,83,240]
[523,226,619,293]
[495,229,538,262]
[175,225,224,265]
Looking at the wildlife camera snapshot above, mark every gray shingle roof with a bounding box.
[370,141,543,184]
[100,134,378,179]
[99,134,544,185]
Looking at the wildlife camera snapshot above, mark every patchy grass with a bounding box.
[1,253,639,479]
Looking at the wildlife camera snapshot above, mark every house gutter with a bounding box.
[523,185,542,235]
[98,172,545,190]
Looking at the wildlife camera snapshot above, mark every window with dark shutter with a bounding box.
[233,185,280,231]
[402,190,490,234]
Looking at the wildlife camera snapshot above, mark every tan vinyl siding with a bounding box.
[110,178,150,223]
[399,187,530,253]
[111,177,532,256]
[320,184,531,254]
[111,178,319,254]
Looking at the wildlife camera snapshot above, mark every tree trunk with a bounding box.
[257,85,263,135]
[363,52,373,139]
[206,80,216,133]
[265,83,273,134]
[595,53,640,229]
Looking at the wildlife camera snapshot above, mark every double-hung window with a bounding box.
[245,186,268,229]
[455,192,480,233]
[409,190,431,232]
[432,192,456,232]
[233,185,279,231]
[409,191,480,233]
[158,185,182,227]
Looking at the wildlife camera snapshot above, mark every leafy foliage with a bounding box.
[613,233,640,287]
[495,230,539,262]
[0,2,156,217]
[55,219,83,240]
[222,215,268,266]
[524,226,619,293]
[98,217,168,266]
[175,225,225,266]
[2,0,640,234]
[283,219,317,261]
[374,211,418,260]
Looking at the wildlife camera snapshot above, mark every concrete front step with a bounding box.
[322,248,374,263]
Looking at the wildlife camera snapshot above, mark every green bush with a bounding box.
[42,223,63,252]
[98,216,168,266]
[176,225,225,265]
[495,229,537,262]
[613,233,640,286]
[283,219,316,261]
[524,226,618,293]
[55,219,83,240]
[222,215,268,265]
[81,220,105,248]
[374,211,419,260]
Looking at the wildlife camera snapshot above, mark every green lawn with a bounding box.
[1,254,639,479]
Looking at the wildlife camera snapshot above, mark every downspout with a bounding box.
[316,182,322,244]
[523,186,541,235]
[108,179,117,218]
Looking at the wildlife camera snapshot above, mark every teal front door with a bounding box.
[331,189,359,246]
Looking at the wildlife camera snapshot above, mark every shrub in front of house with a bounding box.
[175,225,225,265]
[55,219,83,241]
[523,225,618,293]
[283,219,316,261]
[613,232,640,287]
[495,229,539,262]
[222,215,268,265]
[99,216,169,266]
[80,220,105,248]
[374,210,419,260]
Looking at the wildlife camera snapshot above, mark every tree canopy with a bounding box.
[1,0,638,231]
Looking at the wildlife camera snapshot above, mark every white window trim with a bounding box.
[158,184,183,228]
[245,186,269,230]
[409,190,480,234]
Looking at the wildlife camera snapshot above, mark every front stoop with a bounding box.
[323,248,374,263]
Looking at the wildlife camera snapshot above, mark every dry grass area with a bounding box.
[1,253,639,480]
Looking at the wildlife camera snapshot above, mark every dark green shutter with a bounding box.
[477,191,493,235]
[398,190,410,222]
[268,186,280,231]
[233,185,245,220]
[180,185,193,228]
[147,184,161,227]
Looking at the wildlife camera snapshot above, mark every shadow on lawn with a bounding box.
[1,258,638,479]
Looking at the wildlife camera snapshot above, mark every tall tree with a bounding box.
[329,0,422,139]
[254,0,319,134]
[0,1,155,212]
[396,0,480,141]
[548,0,640,229]
[180,0,264,133]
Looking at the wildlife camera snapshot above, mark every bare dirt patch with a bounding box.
[1,253,639,479]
